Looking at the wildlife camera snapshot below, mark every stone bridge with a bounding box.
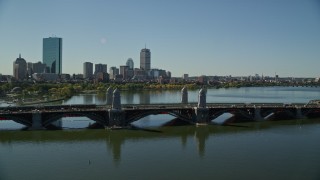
[0,88,319,130]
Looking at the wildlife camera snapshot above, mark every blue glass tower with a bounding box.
[43,37,62,74]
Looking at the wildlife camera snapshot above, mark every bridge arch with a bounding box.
[125,109,194,125]
[260,108,296,120]
[0,115,31,127]
[208,109,253,123]
[43,112,106,127]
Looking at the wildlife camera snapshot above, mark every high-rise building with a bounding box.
[109,66,119,80]
[13,54,27,80]
[95,63,107,74]
[28,62,47,75]
[140,48,151,71]
[120,65,129,80]
[166,71,171,78]
[83,62,93,79]
[126,58,134,70]
[43,37,62,74]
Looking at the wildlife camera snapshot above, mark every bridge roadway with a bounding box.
[0,102,320,130]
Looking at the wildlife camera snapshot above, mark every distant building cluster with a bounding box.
[7,36,320,85]
[81,47,171,83]
[13,37,63,82]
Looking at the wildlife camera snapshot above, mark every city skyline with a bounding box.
[0,0,319,77]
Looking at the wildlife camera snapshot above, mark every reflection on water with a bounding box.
[1,119,319,162]
[0,119,320,179]
[1,87,320,179]
[61,87,320,105]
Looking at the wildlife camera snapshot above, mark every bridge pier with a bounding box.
[108,88,125,127]
[254,107,264,121]
[30,112,45,130]
[181,86,188,104]
[194,107,210,124]
[108,109,125,127]
[194,88,209,125]
[106,87,113,105]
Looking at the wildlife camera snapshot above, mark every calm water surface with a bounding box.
[0,87,320,179]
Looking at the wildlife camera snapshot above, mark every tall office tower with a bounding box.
[126,58,134,70]
[83,62,93,79]
[120,65,129,79]
[140,48,151,71]
[43,37,62,74]
[13,54,27,80]
[109,66,119,79]
[95,63,108,74]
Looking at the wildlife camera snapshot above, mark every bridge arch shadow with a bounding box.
[209,109,254,124]
[210,112,234,125]
[43,112,106,129]
[260,108,296,120]
[0,119,28,130]
[0,115,31,130]
[125,109,194,127]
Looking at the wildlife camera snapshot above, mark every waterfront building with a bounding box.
[133,68,147,80]
[109,66,119,80]
[198,75,208,84]
[83,62,93,79]
[32,73,59,82]
[126,58,134,70]
[140,48,151,71]
[27,62,33,75]
[126,69,134,80]
[94,72,109,83]
[150,68,167,79]
[120,65,129,80]
[183,74,189,81]
[166,71,171,78]
[28,61,46,74]
[13,54,27,80]
[95,63,107,74]
[60,74,71,81]
[43,37,62,74]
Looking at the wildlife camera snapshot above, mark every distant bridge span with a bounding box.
[0,88,319,130]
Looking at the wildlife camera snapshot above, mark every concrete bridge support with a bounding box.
[194,108,210,124]
[108,109,125,127]
[197,88,206,108]
[254,107,264,121]
[108,88,125,127]
[181,86,188,104]
[194,88,209,124]
[106,87,113,105]
[30,112,45,130]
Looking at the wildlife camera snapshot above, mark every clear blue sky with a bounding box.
[0,0,319,77]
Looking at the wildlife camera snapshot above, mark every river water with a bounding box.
[0,87,320,180]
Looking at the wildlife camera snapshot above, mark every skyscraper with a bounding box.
[119,65,129,80]
[83,62,93,79]
[43,37,62,74]
[13,54,27,80]
[95,63,108,74]
[140,48,151,71]
[126,58,134,70]
[109,66,119,79]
